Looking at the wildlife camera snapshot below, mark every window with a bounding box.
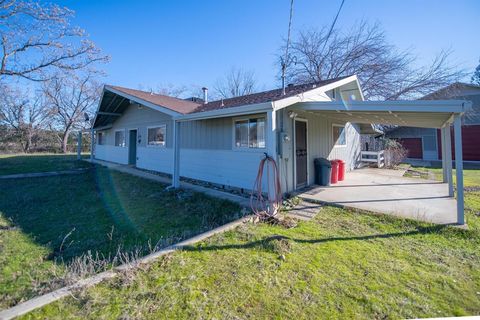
[333,125,346,146]
[114,130,126,147]
[97,132,104,145]
[147,125,166,146]
[234,117,266,149]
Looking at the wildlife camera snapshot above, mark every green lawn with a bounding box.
[407,165,480,188]
[0,166,241,309]
[22,171,480,319]
[0,154,93,175]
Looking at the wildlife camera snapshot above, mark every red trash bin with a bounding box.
[337,159,345,181]
[330,160,339,184]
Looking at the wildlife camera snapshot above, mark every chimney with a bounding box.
[202,87,208,104]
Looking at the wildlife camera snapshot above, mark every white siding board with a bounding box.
[136,147,173,173]
[95,145,128,164]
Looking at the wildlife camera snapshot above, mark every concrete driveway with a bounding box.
[297,168,457,224]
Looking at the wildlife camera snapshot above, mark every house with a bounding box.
[385,83,480,162]
[91,74,471,224]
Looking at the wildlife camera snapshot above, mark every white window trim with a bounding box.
[114,129,126,147]
[332,123,347,148]
[232,116,267,151]
[146,124,167,148]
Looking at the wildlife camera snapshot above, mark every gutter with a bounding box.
[175,102,273,122]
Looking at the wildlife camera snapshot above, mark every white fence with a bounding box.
[360,150,385,168]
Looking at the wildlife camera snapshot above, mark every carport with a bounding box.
[291,99,472,225]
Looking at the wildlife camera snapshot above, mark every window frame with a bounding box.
[114,129,126,147]
[232,116,266,151]
[97,132,105,145]
[146,124,167,148]
[332,123,347,147]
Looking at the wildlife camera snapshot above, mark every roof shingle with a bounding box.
[105,76,349,115]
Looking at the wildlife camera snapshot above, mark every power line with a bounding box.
[282,0,294,95]
[320,0,345,54]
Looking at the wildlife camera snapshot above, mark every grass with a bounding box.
[406,165,480,188]
[0,165,241,309]
[21,170,480,319]
[0,153,93,175]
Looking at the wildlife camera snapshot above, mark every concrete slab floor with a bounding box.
[297,168,458,225]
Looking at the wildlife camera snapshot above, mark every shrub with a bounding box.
[383,138,408,168]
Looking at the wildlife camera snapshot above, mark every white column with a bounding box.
[90,128,94,161]
[453,115,464,225]
[266,110,278,200]
[445,124,454,197]
[172,120,181,188]
[440,127,447,183]
[266,109,277,158]
[77,131,82,160]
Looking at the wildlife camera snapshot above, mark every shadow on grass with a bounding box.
[180,225,451,253]
[0,166,241,265]
[0,154,92,176]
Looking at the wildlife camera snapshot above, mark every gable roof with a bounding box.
[106,85,201,114]
[94,75,354,129]
[190,76,350,113]
[422,82,480,100]
[421,82,480,125]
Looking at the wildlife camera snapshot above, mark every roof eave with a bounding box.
[177,102,273,121]
[104,85,184,117]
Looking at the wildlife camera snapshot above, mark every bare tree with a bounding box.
[0,84,51,152]
[279,21,465,100]
[214,67,257,99]
[472,58,480,85]
[43,72,100,153]
[0,0,109,81]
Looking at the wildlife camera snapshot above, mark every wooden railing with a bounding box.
[360,150,385,168]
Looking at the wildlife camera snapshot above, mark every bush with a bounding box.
[383,138,407,168]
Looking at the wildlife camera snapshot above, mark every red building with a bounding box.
[386,83,480,162]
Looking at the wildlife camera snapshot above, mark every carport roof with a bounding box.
[292,100,472,128]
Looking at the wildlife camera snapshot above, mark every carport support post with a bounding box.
[172,120,181,189]
[453,115,464,225]
[445,124,454,197]
[90,128,94,161]
[77,131,82,160]
[441,127,447,183]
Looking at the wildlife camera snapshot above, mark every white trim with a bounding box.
[231,115,267,151]
[91,88,106,130]
[294,100,472,113]
[104,86,181,117]
[114,129,126,147]
[293,118,309,189]
[146,125,167,148]
[332,123,347,147]
[177,102,273,122]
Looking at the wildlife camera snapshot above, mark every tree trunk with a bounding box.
[61,130,70,153]
[24,132,32,153]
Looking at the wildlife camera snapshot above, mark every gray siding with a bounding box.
[279,107,361,192]
[180,117,232,150]
[100,103,174,148]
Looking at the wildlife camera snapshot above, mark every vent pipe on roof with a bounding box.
[202,87,208,104]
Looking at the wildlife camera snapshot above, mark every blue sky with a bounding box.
[55,0,480,92]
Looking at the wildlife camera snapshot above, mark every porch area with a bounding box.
[297,167,457,224]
